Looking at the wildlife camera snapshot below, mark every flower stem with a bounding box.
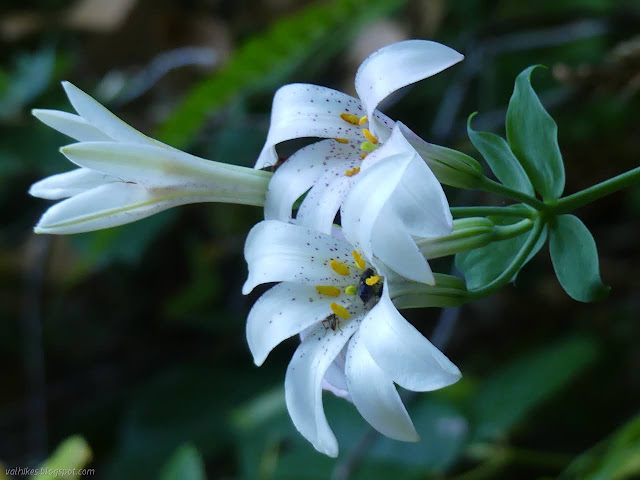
[479,177,546,210]
[450,205,533,218]
[466,217,544,299]
[552,165,640,214]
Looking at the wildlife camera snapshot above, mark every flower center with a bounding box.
[336,112,382,175]
[315,250,383,324]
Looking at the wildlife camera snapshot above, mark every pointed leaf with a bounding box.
[506,65,565,200]
[467,113,534,195]
[549,214,610,302]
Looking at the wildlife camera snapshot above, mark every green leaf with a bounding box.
[505,65,565,200]
[155,0,407,148]
[467,112,534,195]
[159,444,206,480]
[549,214,610,302]
[455,222,547,290]
[33,436,92,480]
[470,336,599,443]
[558,411,640,480]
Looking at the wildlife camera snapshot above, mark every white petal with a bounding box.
[285,318,360,457]
[295,162,357,234]
[345,330,419,441]
[60,142,270,206]
[323,350,351,401]
[359,287,461,392]
[61,81,168,147]
[255,84,366,170]
[371,205,435,284]
[242,220,359,294]
[32,109,113,141]
[246,282,333,366]
[33,182,219,234]
[355,40,463,137]
[28,168,118,200]
[264,140,354,223]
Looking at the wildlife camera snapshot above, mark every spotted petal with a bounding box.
[359,287,461,391]
[355,40,463,138]
[243,220,360,294]
[256,84,369,170]
[285,318,360,457]
[264,140,354,223]
[246,282,334,366]
[29,168,118,200]
[345,330,419,441]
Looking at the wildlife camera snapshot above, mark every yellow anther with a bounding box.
[334,138,350,144]
[330,260,350,276]
[330,302,351,319]
[358,115,368,126]
[365,275,381,286]
[360,141,378,152]
[315,285,341,297]
[362,128,378,144]
[340,113,360,125]
[344,167,360,177]
[360,153,369,160]
[345,285,357,295]
[352,250,366,270]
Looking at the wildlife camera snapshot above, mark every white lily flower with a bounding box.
[243,220,461,457]
[259,40,473,233]
[29,82,270,234]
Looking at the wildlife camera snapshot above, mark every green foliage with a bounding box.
[467,112,534,195]
[155,0,408,149]
[455,220,547,290]
[469,336,598,443]
[33,436,92,480]
[506,65,565,200]
[549,214,610,302]
[558,411,640,480]
[159,444,207,480]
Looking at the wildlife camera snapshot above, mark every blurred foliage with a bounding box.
[1,0,639,479]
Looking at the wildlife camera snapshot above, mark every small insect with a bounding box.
[357,268,383,306]
[322,313,339,331]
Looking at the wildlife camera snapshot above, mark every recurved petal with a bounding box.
[285,317,360,457]
[255,84,366,170]
[32,109,113,142]
[355,40,463,137]
[61,81,170,148]
[295,162,357,235]
[359,287,461,392]
[323,350,351,401]
[264,140,354,223]
[345,330,419,441]
[28,168,118,200]
[33,182,210,234]
[242,220,360,294]
[246,282,333,366]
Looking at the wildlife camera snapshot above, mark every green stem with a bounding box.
[467,217,544,299]
[479,177,546,210]
[552,165,640,214]
[450,205,533,218]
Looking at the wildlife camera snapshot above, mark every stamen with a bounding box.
[344,167,360,177]
[315,285,341,297]
[333,138,350,144]
[352,250,366,270]
[360,141,378,152]
[362,128,378,144]
[330,260,350,276]
[365,275,381,286]
[358,115,368,126]
[360,153,369,160]
[345,285,357,295]
[330,302,351,319]
[340,113,360,125]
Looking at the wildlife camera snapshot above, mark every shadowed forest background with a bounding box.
[1,0,639,478]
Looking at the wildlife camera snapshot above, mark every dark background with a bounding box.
[1,0,639,478]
